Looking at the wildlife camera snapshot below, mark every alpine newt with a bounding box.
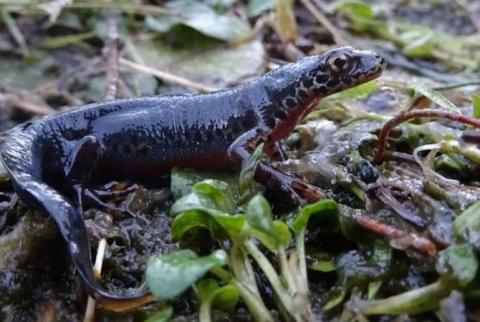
[0,47,385,306]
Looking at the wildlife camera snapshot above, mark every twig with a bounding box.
[383,151,417,164]
[373,109,480,165]
[83,238,107,322]
[93,239,107,278]
[119,58,217,93]
[104,16,119,101]
[369,185,426,228]
[352,212,437,256]
[1,93,55,115]
[299,0,347,45]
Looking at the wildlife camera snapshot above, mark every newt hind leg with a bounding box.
[64,136,136,218]
[31,135,150,304]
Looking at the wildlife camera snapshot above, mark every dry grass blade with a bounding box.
[119,58,217,93]
[0,9,28,56]
[1,93,55,115]
[275,0,298,43]
[104,17,119,101]
[38,0,72,22]
[299,0,347,45]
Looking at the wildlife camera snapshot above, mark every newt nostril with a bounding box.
[375,54,385,64]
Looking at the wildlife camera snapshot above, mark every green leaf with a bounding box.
[170,179,234,215]
[337,244,392,286]
[145,0,250,41]
[436,244,478,287]
[329,0,374,19]
[144,306,174,322]
[272,221,292,248]
[246,195,291,250]
[473,95,480,119]
[454,201,480,249]
[401,30,435,58]
[368,281,382,300]
[146,249,228,301]
[145,15,177,33]
[323,287,346,311]
[136,37,264,89]
[290,199,339,234]
[170,168,202,200]
[324,241,392,310]
[408,83,461,113]
[170,168,241,200]
[172,209,247,241]
[252,220,292,252]
[239,143,264,196]
[196,180,233,210]
[171,210,217,240]
[197,278,239,309]
[307,250,336,272]
[325,80,378,101]
[39,32,96,49]
[246,195,275,237]
[247,0,275,16]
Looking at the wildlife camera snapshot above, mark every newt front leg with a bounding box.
[227,130,325,205]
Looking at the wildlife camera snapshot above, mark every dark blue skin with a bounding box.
[0,47,385,307]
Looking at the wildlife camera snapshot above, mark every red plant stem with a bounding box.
[373,109,480,165]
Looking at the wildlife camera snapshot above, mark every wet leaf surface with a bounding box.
[146,249,228,301]
[137,38,265,89]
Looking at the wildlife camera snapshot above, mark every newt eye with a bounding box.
[327,54,352,73]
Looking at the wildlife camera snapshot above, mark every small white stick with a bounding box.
[83,239,107,322]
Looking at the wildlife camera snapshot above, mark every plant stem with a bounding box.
[244,240,293,316]
[211,267,273,322]
[296,229,307,281]
[210,267,232,281]
[278,248,296,293]
[440,140,480,164]
[350,280,450,315]
[199,297,213,322]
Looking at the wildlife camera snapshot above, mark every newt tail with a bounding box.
[1,125,151,306]
[0,47,385,307]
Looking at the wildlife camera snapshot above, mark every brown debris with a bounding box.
[352,212,438,257]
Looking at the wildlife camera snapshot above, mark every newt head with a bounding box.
[265,47,385,143]
[302,46,386,97]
